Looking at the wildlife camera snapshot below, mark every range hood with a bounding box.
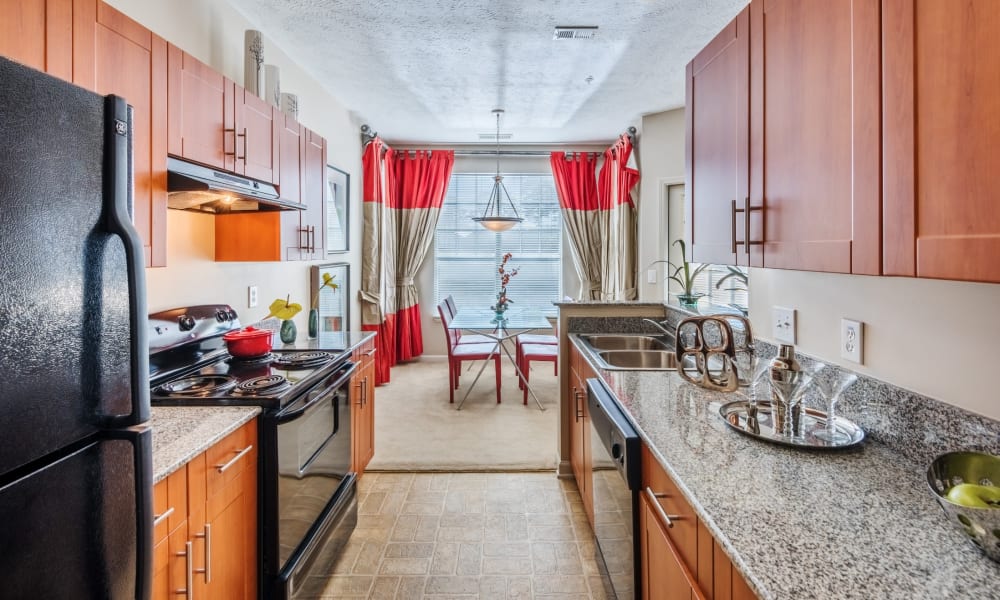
[166,157,305,213]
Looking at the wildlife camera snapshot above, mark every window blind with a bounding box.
[690,264,749,312]
[434,173,563,315]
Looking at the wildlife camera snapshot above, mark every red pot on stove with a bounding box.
[222,326,273,358]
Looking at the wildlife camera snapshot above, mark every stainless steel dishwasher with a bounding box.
[587,378,642,600]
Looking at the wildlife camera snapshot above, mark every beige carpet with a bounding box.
[366,356,559,471]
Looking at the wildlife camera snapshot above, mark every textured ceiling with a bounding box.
[226,0,747,144]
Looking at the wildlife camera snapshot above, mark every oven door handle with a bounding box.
[276,361,357,424]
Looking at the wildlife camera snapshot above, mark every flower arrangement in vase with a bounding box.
[491,252,519,321]
[308,272,338,339]
[265,295,302,343]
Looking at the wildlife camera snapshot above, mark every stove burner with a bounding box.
[232,374,290,396]
[227,353,276,367]
[273,351,334,370]
[155,375,238,397]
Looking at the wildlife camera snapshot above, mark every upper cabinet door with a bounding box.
[167,44,235,171]
[301,127,327,257]
[685,7,749,267]
[237,89,279,183]
[72,0,167,267]
[0,0,72,80]
[883,0,1000,283]
[749,0,881,273]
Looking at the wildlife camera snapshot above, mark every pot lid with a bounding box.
[222,326,272,341]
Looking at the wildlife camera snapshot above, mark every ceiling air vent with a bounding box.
[553,26,598,40]
[478,133,513,141]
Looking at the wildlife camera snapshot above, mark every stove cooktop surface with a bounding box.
[150,349,343,408]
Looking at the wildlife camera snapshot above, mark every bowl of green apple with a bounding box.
[927,451,1000,562]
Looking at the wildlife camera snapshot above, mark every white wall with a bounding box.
[108,0,363,331]
[637,107,1000,421]
[635,109,686,301]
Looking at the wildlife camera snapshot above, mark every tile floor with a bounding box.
[305,472,613,599]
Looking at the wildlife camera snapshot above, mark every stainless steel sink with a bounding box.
[579,334,672,351]
[596,350,679,370]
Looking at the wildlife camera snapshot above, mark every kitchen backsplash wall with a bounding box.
[109,0,363,331]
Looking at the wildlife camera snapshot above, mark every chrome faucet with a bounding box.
[642,318,673,337]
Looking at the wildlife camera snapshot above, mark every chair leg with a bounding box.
[553,359,558,376]
[494,355,502,404]
[448,359,455,403]
[523,358,530,405]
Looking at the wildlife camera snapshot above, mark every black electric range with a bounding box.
[148,305,358,600]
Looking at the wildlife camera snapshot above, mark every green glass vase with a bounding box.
[280,319,297,344]
[308,308,319,339]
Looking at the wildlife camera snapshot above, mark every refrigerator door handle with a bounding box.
[102,96,150,428]
[107,426,153,600]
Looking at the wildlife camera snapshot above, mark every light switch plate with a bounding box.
[772,306,796,344]
[248,285,259,308]
[646,268,657,284]
[841,318,863,364]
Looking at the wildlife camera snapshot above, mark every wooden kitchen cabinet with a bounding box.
[0,0,73,81]
[167,44,236,172]
[640,444,755,600]
[351,338,377,476]
[152,420,257,600]
[686,0,880,275]
[882,0,1000,283]
[236,86,279,184]
[72,0,167,267]
[685,6,749,267]
[748,0,881,274]
[215,118,326,262]
[568,344,594,526]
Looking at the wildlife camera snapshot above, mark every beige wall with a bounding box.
[635,109,686,302]
[636,108,1000,421]
[108,0,363,331]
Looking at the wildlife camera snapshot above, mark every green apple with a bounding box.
[946,483,1000,508]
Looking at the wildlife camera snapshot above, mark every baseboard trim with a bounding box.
[556,459,573,478]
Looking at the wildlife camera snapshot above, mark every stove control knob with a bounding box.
[611,442,623,461]
[227,309,238,321]
[178,315,196,331]
[216,310,228,322]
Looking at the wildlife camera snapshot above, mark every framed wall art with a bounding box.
[326,165,350,253]
[310,262,350,336]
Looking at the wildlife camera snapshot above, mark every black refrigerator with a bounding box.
[0,56,152,599]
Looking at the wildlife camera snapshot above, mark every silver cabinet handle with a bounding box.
[153,506,175,528]
[216,444,253,473]
[743,196,752,256]
[644,486,683,529]
[731,199,739,254]
[174,540,193,599]
[237,127,247,161]
[364,348,377,357]
[194,523,212,583]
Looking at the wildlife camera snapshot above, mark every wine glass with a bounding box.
[810,365,859,443]
[769,368,814,438]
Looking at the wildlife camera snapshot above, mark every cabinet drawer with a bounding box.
[153,466,188,544]
[205,421,257,499]
[642,444,699,574]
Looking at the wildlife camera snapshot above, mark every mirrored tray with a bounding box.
[718,400,865,449]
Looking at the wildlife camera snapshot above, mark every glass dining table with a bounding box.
[447,308,553,410]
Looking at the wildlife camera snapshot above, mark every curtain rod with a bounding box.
[361,125,637,152]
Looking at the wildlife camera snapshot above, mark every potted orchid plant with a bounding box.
[491,252,519,321]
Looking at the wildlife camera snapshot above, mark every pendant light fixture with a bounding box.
[473,109,523,232]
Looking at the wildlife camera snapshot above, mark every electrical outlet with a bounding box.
[248,285,259,308]
[646,268,657,284]
[841,318,863,364]
[772,306,796,344]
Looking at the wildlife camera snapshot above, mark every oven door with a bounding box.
[262,360,358,600]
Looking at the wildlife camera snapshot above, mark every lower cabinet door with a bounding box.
[152,520,190,600]
[640,492,700,600]
[202,450,257,599]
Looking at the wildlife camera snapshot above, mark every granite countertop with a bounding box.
[570,334,999,600]
[151,406,260,483]
[270,329,375,353]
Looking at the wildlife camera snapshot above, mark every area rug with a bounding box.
[366,356,559,471]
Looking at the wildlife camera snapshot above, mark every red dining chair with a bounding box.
[517,343,558,405]
[514,320,557,376]
[444,294,493,345]
[438,303,502,404]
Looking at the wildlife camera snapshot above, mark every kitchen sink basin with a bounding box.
[579,334,672,351]
[596,350,679,370]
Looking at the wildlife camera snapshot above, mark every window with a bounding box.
[434,173,562,315]
[691,265,749,312]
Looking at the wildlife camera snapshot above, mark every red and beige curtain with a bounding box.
[361,138,454,384]
[550,134,640,301]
